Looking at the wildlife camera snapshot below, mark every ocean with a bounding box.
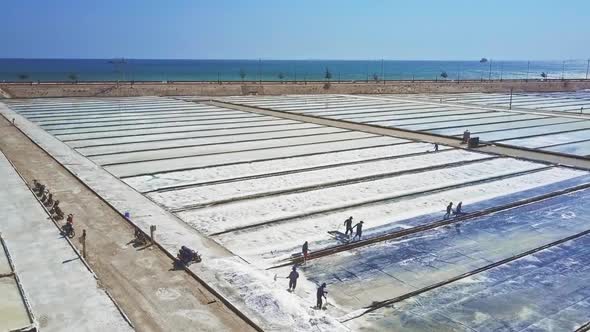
[0,59,588,82]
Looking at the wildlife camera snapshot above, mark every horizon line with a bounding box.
[0,57,588,62]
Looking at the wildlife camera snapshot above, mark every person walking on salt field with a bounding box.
[344,216,354,237]
[462,130,471,144]
[434,143,439,152]
[444,202,453,219]
[287,265,299,292]
[454,201,464,215]
[316,283,328,309]
[353,221,364,241]
[302,241,309,264]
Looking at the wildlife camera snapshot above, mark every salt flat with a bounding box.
[4,95,590,331]
[401,91,590,113]
[222,93,590,158]
[125,142,437,192]
[215,170,590,266]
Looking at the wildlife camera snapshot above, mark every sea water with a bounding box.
[0,58,588,82]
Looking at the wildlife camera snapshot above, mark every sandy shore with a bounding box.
[1,79,589,98]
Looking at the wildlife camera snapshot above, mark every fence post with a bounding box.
[150,225,156,244]
[509,88,513,110]
[81,229,87,259]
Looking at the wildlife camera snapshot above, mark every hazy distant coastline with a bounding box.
[1,59,589,82]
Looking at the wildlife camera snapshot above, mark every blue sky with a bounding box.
[2,0,589,60]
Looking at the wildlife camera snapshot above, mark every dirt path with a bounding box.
[0,116,255,332]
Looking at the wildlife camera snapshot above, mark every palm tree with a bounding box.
[440,71,449,79]
[17,73,29,81]
[278,72,285,83]
[324,68,332,81]
[541,72,548,80]
[239,69,246,82]
[372,73,379,82]
[68,73,78,83]
[479,58,488,63]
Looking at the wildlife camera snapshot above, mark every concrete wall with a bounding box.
[2,80,590,98]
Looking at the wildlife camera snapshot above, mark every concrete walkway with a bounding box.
[0,236,35,332]
[0,151,133,332]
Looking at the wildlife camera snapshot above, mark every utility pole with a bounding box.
[259,58,263,84]
[562,60,566,80]
[294,62,297,82]
[509,88,513,110]
[526,61,530,81]
[500,62,503,81]
[109,58,127,85]
[488,59,492,80]
[586,59,589,80]
[381,58,384,83]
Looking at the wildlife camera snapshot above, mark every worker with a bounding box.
[462,130,471,144]
[444,202,453,219]
[62,216,74,237]
[302,241,309,263]
[287,265,299,292]
[316,283,328,309]
[343,216,354,236]
[454,201,464,215]
[353,221,364,241]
